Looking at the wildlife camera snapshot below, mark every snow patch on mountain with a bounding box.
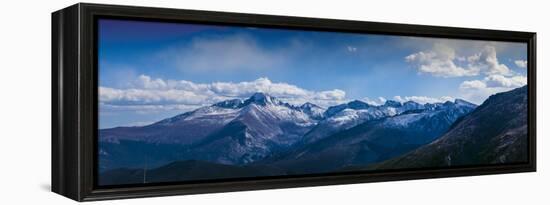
[299,102,325,120]
[383,113,425,127]
[184,106,241,121]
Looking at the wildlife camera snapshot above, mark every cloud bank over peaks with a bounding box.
[459,74,527,104]
[99,75,348,113]
[100,74,465,117]
[393,95,455,104]
[363,95,456,106]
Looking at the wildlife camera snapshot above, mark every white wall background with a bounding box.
[0,0,547,204]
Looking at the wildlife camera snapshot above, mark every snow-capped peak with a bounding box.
[402,101,424,111]
[324,100,373,117]
[383,100,402,108]
[347,100,370,110]
[300,102,321,109]
[243,92,279,106]
[213,99,243,109]
[403,101,421,107]
[454,99,477,108]
[299,102,325,120]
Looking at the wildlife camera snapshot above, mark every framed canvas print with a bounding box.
[52,3,536,201]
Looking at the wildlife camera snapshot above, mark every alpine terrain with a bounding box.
[98,87,528,185]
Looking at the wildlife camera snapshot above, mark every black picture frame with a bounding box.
[52,3,537,201]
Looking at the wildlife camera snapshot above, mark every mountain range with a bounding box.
[368,85,528,169]
[99,86,528,185]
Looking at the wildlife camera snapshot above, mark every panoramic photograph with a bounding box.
[97,19,529,186]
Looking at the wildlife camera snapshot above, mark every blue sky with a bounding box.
[98,19,528,128]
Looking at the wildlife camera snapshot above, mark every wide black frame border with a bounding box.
[52,3,536,202]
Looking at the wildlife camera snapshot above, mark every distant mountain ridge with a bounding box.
[100,92,326,170]
[257,98,477,174]
[369,85,528,169]
[98,88,530,186]
[301,98,476,145]
[99,92,477,172]
[100,92,320,145]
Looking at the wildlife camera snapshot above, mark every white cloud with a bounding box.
[460,75,526,91]
[468,46,511,75]
[100,75,349,113]
[393,95,455,104]
[484,75,526,88]
[458,74,527,104]
[99,86,212,106]
[514,60,527,68]
[405,43,478,77]
[459,80,486,90]
[406,42,525,104]
[134,75,168,89]
[347,46,357,52]
[315,90,346,101]
[405,44,511,78]
[360,97,386,106]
